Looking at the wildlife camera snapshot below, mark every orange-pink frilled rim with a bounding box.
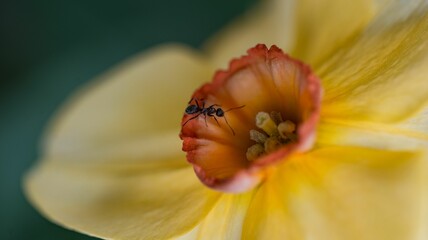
[180,44,322,193]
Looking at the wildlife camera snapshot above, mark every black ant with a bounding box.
[182,98,245,135]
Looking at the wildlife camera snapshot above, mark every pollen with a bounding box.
[246,111,297,161]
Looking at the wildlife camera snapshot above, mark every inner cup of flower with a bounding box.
[180,44,321,192]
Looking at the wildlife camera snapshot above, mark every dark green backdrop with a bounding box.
[0,0,256,239]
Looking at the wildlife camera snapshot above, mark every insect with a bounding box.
[182,98,245,135]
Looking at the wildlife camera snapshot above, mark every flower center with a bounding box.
[246,111,297,161]
[180,44,321,193]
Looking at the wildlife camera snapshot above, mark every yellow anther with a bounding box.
[246,144,265,161]
[278,120,296,139]
[256,112,279,137]
[250,129,268,143]
[264,137,282,153]
[247,111,298,161]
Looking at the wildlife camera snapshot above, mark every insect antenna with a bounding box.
[225,105,246,112]
[222,105,245,135]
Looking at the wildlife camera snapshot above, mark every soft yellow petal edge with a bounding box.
[205,0,376,70]
[203,0,296,68]
[292,0,375,67]
[174,192,254,240]
[24,161,220,240]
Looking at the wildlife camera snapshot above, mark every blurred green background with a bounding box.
[0,0,256,239]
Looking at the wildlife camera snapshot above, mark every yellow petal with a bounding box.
[317,118,428,151]
[25,44,220,239]
[25,160,220,240]
[291,0,375,67]
[320,1,428,123]
[205,0,375,69]
[204,0,295,68]
[176,192,254,240]
[42,131,190,173]
[243,147,427,240]
[242,181,302,239]
[44,44,213,157]
[397,105,428,136]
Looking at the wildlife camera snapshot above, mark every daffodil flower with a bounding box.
[25,0,428,239]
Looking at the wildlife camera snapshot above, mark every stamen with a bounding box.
[269,111,283,125]
[247,111,298,161]
[278,120,296,140]
[250,130,268,143]
[246,144,265,161]
[255,112,279,137]
[264,137,282,153]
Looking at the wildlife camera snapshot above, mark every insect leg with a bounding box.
[223,115,236,135]
[213,116,221,126]
[182,113,202,126]
[195,99,202,109]
[204,114,208,127]
[188,98,197,105]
